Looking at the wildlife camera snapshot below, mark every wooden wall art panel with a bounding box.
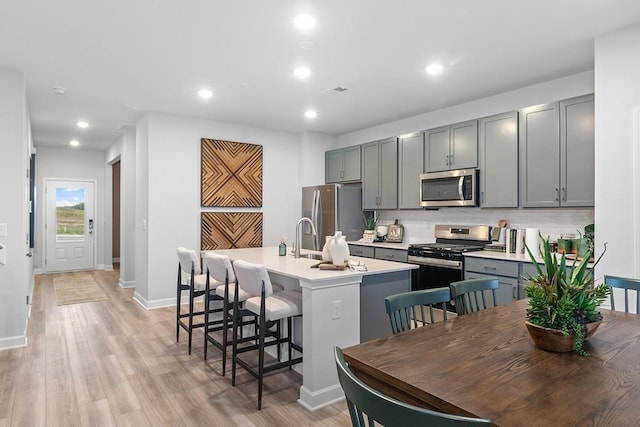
[201,138,263,207]
[201,212,263,250]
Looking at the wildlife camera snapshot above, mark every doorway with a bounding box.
[45,179,95,272]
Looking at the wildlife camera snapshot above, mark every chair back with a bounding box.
[450,278,499,315]
[233,260,274,298]
[202,252,236,284]
[334,347,491,426]
[385,287,451,334]
[177,247,201,283]
[605,275,640,314]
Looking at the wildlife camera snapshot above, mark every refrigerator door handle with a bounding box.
[312,190,320,250]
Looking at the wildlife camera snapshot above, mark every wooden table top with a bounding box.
[343,299,640,427]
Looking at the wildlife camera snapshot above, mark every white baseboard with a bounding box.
[133,292,176,310]
[0,334,27,351]
[104,264,114,272]
[96,263,104,270]
[34,268,44,275]
[119,279,136,289]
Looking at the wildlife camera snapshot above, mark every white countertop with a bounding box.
[465,250,595,268]
[204,246,416,282]
[347,240,411,250]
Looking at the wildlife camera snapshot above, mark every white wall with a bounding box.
[35,147,107,271]
[0,68,30,349]
[106,127,136,288]
[299,131,337,187]
[338,71,594,146]
[594,23,640,282]
[134,112,307,307]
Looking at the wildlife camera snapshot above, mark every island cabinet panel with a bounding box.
[424,120,478,173]
[519,94,594,207]
[362,137,398,210]
[325,145,361,183]
[397,132,424,209]
[478,111,519,207]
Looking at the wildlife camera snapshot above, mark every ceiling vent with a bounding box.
[332,86,348,93]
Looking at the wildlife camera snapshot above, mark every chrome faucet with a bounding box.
[294,217,317,258]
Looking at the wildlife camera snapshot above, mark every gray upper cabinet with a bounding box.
[424,120,478,172]
[362,137,398,210]
[560,95,594,207]
[325,145,361,183]
[398,132,424,209]
[478,111,519,207]
[520,94,594,207]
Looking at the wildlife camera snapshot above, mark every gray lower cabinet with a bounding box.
[325,145,361,183]
[362,137,398,209]
[425,120,478,172]
[349,244,374,258]
[374,247,408,263]
[464,257,520,306]
[397,132,424,209]
[520,94,594,207]
[478,111,519,207]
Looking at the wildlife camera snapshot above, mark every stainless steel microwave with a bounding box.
[419,169,479,208]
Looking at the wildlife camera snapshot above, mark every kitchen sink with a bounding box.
[300,253,324,260]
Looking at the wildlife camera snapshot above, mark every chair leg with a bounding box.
[288,317,293,369]
[204,291,209,361]
[176,268,181,343]
[258,310,266,410]
[277,320,282,361]
[231,293,239,386]
[188,288,194,355]
[221,297,229,376]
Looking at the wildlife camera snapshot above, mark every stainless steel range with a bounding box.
[408,224,491,311]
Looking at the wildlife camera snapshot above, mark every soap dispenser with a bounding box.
[279,238,287,256]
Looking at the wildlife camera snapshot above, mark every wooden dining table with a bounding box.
[342,299,640,426]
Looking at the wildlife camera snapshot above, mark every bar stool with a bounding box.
[176,247,207,355]
[202,252,245,375]
[231,259,303,409]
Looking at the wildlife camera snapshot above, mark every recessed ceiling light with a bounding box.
[294,66,311,79]
[76,121,89,128]
[52,86,66,95]
[68,140,80,147]
[294,14,316,31]
[198,89,213,99]
[426,63,444,76]
[304,110,317,119]
[299,41,314,50]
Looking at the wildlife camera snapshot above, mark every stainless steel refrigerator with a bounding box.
[301,184,364,250]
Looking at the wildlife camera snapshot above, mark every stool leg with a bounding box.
[231,282,239,386]
[188,287,194,355]
[277,320,282,361]
[258,306,266,409]
[221,294,229,376]
[288,317,293,369]
[176,267,181,343]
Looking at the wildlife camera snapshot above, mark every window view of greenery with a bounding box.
[56,187,85,236]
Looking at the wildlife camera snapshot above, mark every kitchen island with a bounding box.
[205,247,417,410]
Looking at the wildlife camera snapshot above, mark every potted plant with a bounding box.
[524,235,610,356]
[362,211,377,231]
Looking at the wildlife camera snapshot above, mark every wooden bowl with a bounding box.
[525,321,601,353]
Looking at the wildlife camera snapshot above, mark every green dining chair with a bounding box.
[385,287,451,334]
[604,275,640,314]
[334,347,492,427]
[450,277,499,315]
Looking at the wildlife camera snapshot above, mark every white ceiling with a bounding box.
[2,1,639,151]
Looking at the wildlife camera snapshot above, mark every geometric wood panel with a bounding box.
[201,138,263,207]
[201,212,263,250]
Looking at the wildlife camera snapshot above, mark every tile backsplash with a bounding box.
[375,208,594,243]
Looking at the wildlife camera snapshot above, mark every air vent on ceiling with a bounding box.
[332,86,348,92]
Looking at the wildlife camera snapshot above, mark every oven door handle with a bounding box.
[408,256,462,270]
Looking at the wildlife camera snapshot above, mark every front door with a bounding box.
[45,180,95,272]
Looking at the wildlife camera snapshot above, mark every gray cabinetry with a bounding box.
[374,247,408,263]
[520,94,594,207]
[349,244,374,258]
[478,111,519,207]
[560,95,595,206]
[425,120,478,172]
[362,138,398,210]
[398,132,424,209]
[325,145,361,183]
[464,257,519,306]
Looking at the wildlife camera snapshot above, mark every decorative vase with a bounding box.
[322,236,333,262]
[330,231,349,266]
[525,321,601,353]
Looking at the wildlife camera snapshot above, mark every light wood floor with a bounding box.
[0,268,351,426]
